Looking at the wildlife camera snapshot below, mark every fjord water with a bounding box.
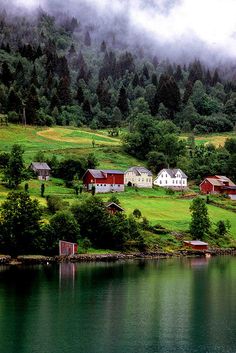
[1,258,236,353]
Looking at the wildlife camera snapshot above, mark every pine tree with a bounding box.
[84,31,91,46]
[117,86,129,116]
[57,76,71,106]
[182,81,193,105]
[75,85,85,105]
[1,62,12,86]
[96,80,111,108]
[25,85,40,124]
[7,88,22,113]
[174,65,183,81]
[15,61,25,88]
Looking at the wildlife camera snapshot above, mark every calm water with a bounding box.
[1,257,236,353]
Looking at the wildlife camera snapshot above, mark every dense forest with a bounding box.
[0,7,236,133]
[0,5,236,182]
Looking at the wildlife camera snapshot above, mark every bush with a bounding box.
[46,195,68,213]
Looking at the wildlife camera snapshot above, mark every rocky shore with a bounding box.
[0,248,236,265]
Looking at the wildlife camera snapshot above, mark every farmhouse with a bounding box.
[184,240,208,251]
[153,169,188,189]
[200,175,236,200]
[30,162,51,181]
[124,167,153,188]
[83,169,124,193]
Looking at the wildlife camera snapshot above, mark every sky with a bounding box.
[10,0,236,59]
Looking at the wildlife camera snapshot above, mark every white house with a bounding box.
[153,169,188,189]
[125,167,153,188]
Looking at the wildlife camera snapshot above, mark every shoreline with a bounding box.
[1,248,236,265]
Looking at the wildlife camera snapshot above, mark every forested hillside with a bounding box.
[0,6,236,134]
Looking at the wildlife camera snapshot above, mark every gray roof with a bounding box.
[126,166,152,176]
[158,168,187,178]
[85,169,124,179]
[31,162,51,170]
[104,202,124,211]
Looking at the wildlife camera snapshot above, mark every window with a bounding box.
[97,184,99,186]
[166,180,167,184]
[118,185,120,187]
[166,174,168,177]
[162,174,164,177]
[160,180,162,184]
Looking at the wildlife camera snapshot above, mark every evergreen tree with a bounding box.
[117,86,129,116]
[96,80,111,108]
[75,85,84,105]
[84,31,91,46]
[25,85,40,123]
[1,62,12,87]
[7,88,22,113]
[57,76,71,106]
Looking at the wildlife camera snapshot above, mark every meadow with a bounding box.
[1,124,236,238]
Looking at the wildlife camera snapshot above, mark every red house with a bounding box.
[200,175,236,200]
[83,169,125,193]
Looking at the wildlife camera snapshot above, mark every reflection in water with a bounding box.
[59,263,76,289]
[0,258,236,353]
[188,257,210,268]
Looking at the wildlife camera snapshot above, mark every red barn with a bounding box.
[200,175,236,199]
[83,169,124,193]
[184,240,208,251]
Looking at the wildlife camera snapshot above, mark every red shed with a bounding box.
[59,241,78,255]
[83,169,124,193]
[184,240,208,251]
[200,175,235,196]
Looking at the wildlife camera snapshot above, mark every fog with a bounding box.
[3,0,236,62]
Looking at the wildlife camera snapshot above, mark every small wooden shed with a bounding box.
[31,162,51,181]
[184,240,208,251]
[59,241,78,255]
[105,202,124,215]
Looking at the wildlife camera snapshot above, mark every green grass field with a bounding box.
[0,124,236,239]
[182,132,236,147]
[0,124,139,169]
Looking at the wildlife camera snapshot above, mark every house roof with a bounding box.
[84,169,124,179]
[104,202,124,212]
[157,168,187,179]
[201,176,235,187]
[31,162,51,170]
[184,240,208,246]
[125,166,152,176]
[215,176,235,186]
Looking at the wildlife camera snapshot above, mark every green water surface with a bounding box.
[0,257,236,353]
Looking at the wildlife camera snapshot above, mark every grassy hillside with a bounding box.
[0,125,236,239]
[0,124,139,169]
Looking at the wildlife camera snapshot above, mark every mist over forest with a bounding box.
[2,0,236,65]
